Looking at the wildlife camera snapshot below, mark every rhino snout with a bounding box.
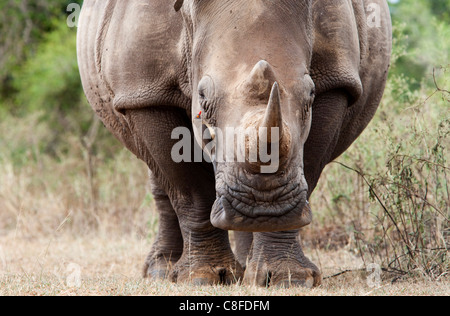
[211,168,312,232]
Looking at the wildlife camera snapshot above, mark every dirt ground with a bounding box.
[0,233,448,296]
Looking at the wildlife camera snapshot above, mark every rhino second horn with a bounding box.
[247,60,277,98]
[261,82,283,143]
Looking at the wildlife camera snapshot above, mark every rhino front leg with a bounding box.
[127,107,242,285]
[143,171,183,280]
[243,231,322,288]
[171,203,243,285]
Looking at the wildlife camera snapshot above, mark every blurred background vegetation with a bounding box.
[0,0,448,280]
[0,0,448,162]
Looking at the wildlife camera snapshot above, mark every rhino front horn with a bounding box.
[261,82,283,143]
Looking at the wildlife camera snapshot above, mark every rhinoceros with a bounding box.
[77,0,392,287]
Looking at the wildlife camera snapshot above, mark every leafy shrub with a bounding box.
[308,11,449,279]
[310,63,449,280]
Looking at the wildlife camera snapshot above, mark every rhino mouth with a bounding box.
[210,167,312,232]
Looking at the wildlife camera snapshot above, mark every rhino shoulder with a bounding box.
[311,0,391,106]
[81,0,189,113]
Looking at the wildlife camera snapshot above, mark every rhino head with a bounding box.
[177,0,316,232]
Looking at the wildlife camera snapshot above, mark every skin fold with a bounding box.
[77,0,392,287]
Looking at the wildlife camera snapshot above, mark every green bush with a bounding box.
[309,2,450,279]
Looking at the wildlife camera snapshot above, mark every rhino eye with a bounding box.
[198,87,209,111]
[198,76,215,101]
[305,74,316,99]
[199,88,206,101]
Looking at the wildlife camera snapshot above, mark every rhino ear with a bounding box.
[174,0,184,12]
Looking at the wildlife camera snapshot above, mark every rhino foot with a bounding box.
[243,259,321,288]
[242,232,322,288]
[143,250,181,281]
[171,254,244,285]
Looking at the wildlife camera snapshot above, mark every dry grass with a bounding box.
[0,153,447,297]
[1,233,448,296]
[0,146,448,296]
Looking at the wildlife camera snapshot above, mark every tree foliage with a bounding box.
[0,0,448,158]
[0,1,81,89]
[389,0,450,89]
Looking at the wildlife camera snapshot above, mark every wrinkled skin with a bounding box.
[77,0,392,287]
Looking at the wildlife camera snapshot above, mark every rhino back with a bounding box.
[78,0,189,112]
